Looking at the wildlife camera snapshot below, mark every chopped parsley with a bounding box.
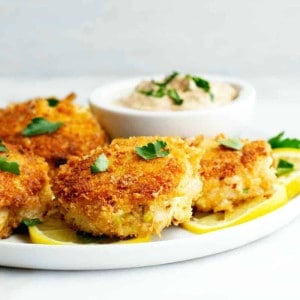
[0,140,7,152]
[91,153,109,173]
[276,159,294,176]
[186,74,214,100]
[218,137,244,150]
[22,218,41,227]
[167,89,184,105]
[22,117,64,136]
[47,97,60,107]
[268,132,300,149]
[139,87,165,98]
[139,71,216,105]
[0,156,20,175]
[153,71,179,87]
[135,140,170,160]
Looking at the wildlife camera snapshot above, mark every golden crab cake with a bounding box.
[0,142,53,238]
[53,136,202,238]
[188,134,277,212]
[0,93,108,171]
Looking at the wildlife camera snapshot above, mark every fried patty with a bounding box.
[0,142,53,238]
[53,136,202,238]
[0,93,108,171]
[188,134,277,212]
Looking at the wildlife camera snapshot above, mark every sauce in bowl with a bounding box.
[119,72,238,111]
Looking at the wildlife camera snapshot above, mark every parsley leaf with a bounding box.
[0,156,20,175]
[47,97,59,107]
[218,137,244,150]
[22,218,41,227]
[276,159,294,176]
[135,140,170,160]
[153,71,179,87]
[0,140,7,152]
[167,88,184,105]
[139,87,166,98]
[268,132,300,149]
[187,75,214,100]
[91,153,109,173]
[22,117,64,136]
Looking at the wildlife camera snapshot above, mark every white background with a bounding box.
[0,1,300,299]
[0,0,299,78]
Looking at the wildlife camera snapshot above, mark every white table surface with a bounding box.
[0,76,299,300]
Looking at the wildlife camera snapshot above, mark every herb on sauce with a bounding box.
[153,71,179,87]
[167,89,184,105]
[0,156,20,175]
[268,132,300,149]
[139,87,165,98]
[22,117,64,136]
[135,140,170,160]
[218,137,244,150]
[91,153,109,173]
[47,98,60,107]
[276,159,294,176]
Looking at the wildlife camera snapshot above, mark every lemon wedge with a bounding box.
[272,148,300,198]
[182,147,300,234]
[272,148,300,170]
[182,184,288,234]
[28,217,151,245]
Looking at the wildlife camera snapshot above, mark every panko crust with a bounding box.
[0,143,53,238]
[0,93,108,170]
[188,134,277,212]
[53,136,202,238]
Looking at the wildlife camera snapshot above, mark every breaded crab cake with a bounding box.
[188,134,277,212]
[53,136,202,238]
[0,93,108,171]
[0,142,53,238]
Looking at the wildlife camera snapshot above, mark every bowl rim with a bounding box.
[89,74,256,118]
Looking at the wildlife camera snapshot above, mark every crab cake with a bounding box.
[53,136,202,238]
[0,142,53,238]
[188,134,277,212]
[0,93,108,171]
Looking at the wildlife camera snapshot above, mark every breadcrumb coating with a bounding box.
[0,93,108,171]
[0,142,53,238]
[188,134,277,212]
[53,136,202,238]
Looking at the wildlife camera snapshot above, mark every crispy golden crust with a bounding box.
[188,134,277,212]
[0,93,108,170]
[53,136,202,238]
[0,143,53,238]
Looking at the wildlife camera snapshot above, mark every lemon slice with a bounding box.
[28,217,151,245]
[272,148,300,198]
[182,184,288,234]
[272,148,300,170]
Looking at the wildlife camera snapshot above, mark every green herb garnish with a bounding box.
[0,156,20,175]
[218,137,244,150]
[0,140,7,152]
[167,88,184,105]
[22,218,41,227]
[139,87,166,98]
[91,153,109,173]
[187,75,214,100]
[268,132,300,149]
[22,117,64,137]
[47,97,59,107]
[135,140,170,160]
[153,71,179,87]
[276,159,294,176]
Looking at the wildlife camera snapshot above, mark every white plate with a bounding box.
[0,192,299,270]
[0,94,298,270]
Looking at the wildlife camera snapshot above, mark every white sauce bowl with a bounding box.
[89,75,256,138]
